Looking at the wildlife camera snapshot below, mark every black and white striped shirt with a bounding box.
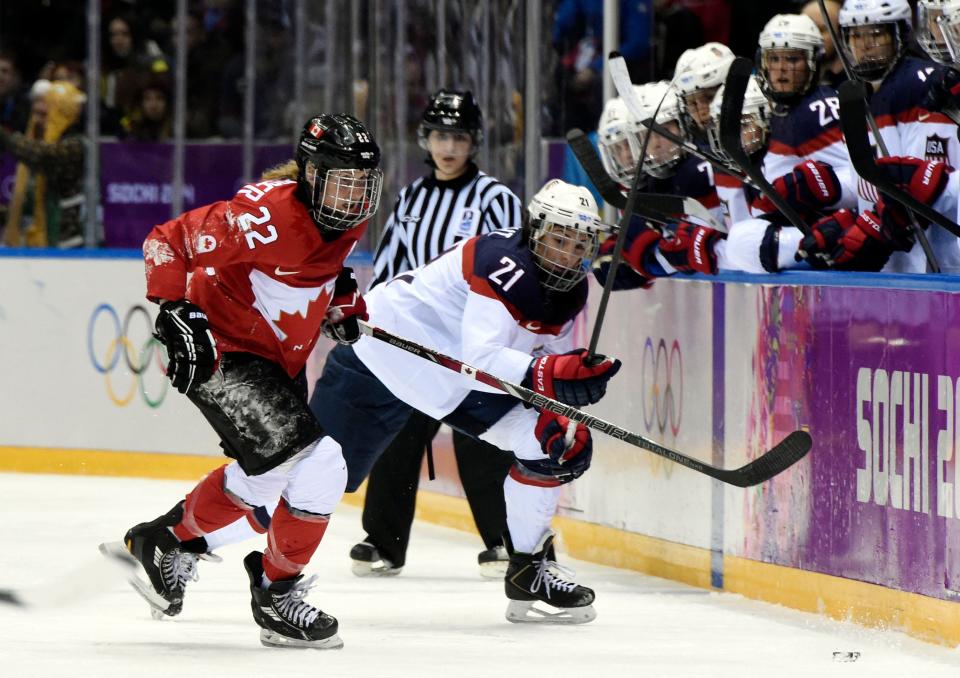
[369,163,522,289]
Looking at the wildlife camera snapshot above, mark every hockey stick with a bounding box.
[636,117,752,183]
[816,0,941,272]
[566,128,725,231]
[719,58,811,236]
[0,546,138,609]
[583,50,671,359]
[358,321,812,487]
[837,80,960,243]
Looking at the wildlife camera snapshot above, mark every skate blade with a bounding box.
[479,561,508,579]
[350,560,402,578]
[99,541,175,617]
[259,629,344,650]
[505,600,597,625]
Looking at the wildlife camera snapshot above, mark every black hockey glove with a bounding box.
[321,268,369,345]
[154,300,219,394]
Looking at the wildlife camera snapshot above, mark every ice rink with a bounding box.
[1,472,958,678]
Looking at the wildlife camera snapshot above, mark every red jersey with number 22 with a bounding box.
[142,179,364,377]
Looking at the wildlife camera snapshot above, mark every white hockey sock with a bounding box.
[504,475,560,553]
[204,516,264,551]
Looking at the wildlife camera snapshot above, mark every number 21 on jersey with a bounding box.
[489,256,525,291]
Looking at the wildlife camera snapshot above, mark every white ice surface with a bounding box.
[1,473,958,678]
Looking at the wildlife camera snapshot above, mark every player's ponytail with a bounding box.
[260,159,298,181]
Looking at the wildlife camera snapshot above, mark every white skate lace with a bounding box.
[530,558,579,599]
[274,574,321,628]
[161,549,221,591]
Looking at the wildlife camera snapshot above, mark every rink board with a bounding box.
[2,252,960,645]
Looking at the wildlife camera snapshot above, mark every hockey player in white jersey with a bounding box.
[674,42,736,143]
[837,0,960,271]
[307,179,621,624]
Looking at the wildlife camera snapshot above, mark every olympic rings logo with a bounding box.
[87,303,169,408]
[641,337,683,437]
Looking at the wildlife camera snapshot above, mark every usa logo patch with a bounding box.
[925,134,948,162]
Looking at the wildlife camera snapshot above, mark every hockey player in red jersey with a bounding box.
[102,113,382,649]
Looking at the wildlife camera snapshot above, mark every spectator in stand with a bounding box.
[1,80,87,249]
[176,11,231,138]
[801,0,847,86]
[0,51,30,133]
[653,0,706,79]
[551,0,653,134]
[100,12,169,136]
[219,5,293,139]
[49,61,87,93]
[122,77,172,142]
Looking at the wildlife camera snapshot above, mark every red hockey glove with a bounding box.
[657,221,725,275]
[523,349,621,407]
[875,156,950,209]
[795,209,896,271]
[592,233,654,290]
[535,410,593,479]
[154,300,219,393]
[873,198,921,251]
[621,227,665,278]
[752,160,842,216]
[322,268,368,345]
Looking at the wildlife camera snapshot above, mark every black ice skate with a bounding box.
[99,501,219,619]
[504,531,596,624]
[349,539,402,577]
[244,551,343,649]
[477,544,508,579]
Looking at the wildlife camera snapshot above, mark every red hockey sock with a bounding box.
[262,499,330,582]
[172,465,252,541]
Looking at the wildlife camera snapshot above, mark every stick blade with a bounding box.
[727,430,812,487]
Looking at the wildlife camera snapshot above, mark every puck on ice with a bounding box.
[832,651,860,662]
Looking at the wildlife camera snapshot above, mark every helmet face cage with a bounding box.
[597,96,643,184]
[706,78,770,160]
[633,82,685,178]
[841,21,905,80]
[756,14,824,101]
[639,121,685,178]
[937,1,960,63]
[919,1,953,63]
[598,130,642,185]
[295,113,382,232]
[306,165,383,232]
[526,180,604,292]
[529,220,600,292]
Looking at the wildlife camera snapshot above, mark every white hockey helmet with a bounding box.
[674,42,736,132]
[938,0,960,62]
[838,0,912,81]
[632,81,686,178]
[918,1,952,63]
[597,96,642,185]
[674,42,736,95]
[526,179,605,292]
[757,14,825,101]
[706,75,771,161]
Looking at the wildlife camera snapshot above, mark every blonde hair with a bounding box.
[260,159,298,181]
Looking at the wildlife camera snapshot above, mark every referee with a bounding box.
[350,89,521,578]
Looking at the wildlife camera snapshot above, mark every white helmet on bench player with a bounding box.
[526,180,605,292]
[597,96,642,185]
[839,0,912,82]
[757,14,825,102]
[918,1,952,63]
[674,42,736,133]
